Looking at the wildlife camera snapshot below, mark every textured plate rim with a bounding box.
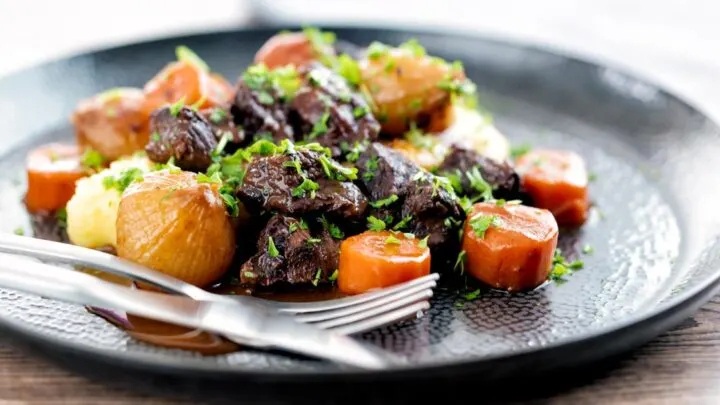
[1,24,719,381]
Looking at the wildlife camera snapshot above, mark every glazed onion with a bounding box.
[116,170,236,288]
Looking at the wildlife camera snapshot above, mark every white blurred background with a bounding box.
[1,0,719,120]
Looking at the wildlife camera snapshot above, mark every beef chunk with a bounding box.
[237,147,367,220]
[145,106,217,172]
[356,142,466,253]
[355,142,419,201]
[200,106,245,146]
[239,215,340,287]
[29,209,69,244]
[436,145,522,202]
[229,65,295,143]
[290,62,379,158]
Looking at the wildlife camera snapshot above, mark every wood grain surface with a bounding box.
[0,296,719,404]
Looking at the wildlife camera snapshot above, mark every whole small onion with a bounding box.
[116,170,236,288]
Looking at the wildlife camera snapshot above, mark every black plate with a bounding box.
[1,25,720,385]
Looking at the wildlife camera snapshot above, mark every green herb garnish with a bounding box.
[367,216,386,232]
[176,45,210,72]
[102,168,144,193]
[392,215,413,231]
[319,215,344,239]
[418,235,429,249]
[292,177,320,199]
[168,96,186,117]
[267,236,280,258]
[385,235,402,245]
[469,214,501,239]
[454,250,466,273]
[13,227,24,236]
[80,147,106,171]
[510,143,532,159]
[582,244,594,254]
[312,268,323,286]
[370,194,399,208]
[196,172,222,184]
[328,269,339,282]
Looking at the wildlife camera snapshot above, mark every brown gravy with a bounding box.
[84,269,347,355]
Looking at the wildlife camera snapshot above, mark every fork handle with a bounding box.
[0,234,223,302]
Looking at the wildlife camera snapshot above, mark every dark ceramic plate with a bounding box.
[1,26,720,385]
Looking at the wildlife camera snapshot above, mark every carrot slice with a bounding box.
[142,61,232,114]
[25,143,87,213]
[461,202,559,292]
[515,149,590,227]
[254,32,329,70]
[338,231,431,295]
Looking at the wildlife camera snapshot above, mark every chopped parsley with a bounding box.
[318,155,357,181]
[306,238,322,246]
[289,218,309,233]
[56,207,67,230]
[213,133,231,157]
[384,58,396,72]
[243,271,256,279]
[549,249,584,283]
[367,41,391,59]
[328,269,339,282]
[454,250,466,273]
[13,227,24,236]
[308,110,330,139]
[283,158,303,175]
[80,147,105,171]
[588,172,598,182]
[392,215,413,231]
[370,194,399,208]
[336,54,361,86]
[399,38,426,57]
[385,235,402,245]
[510,143,532,159]
[363,156,379,181]
[312,268,323,286]
[462,289,481,301]
[582,244,594,255]
[404,124,435,150]
[267,236,280,258]
[466,167,494,201]
[292,177,320,199]
[175,45,210,72]
[209,108,227,124]
[353,105,369,118]
[168,96,186,117]
[243,64,300,101]
[319,215,344,239]
[102,168,144,193]
[418,235,429,249]
[196,172,222,184]
[367,216,387,232]
[469,214,501,239]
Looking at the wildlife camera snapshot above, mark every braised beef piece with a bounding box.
[436,145,522,202]
[145,106,217,172]
[356,142,466,254]
[237,148,368,220]
[355,142,419,201]
[28,209,68,244]
[199,106,245,146]
[230,80,294,144]
[290,62,379,158]
[239,215,340,288]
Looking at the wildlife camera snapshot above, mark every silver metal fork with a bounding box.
[0,234,438,335]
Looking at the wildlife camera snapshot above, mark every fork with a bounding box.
[0,234,438,335]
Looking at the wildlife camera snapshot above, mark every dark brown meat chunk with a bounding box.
[355,142,420,201]
[356,142,466,253]
[230,80,294,144]
[29,209,69,244]
[145,106,217,172]
[239,215,340,288]
[436,145,522,202]
[199,106,245,146]
[290,62,379,158]
[237,148,367,220]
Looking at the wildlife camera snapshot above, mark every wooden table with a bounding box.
[0,296,719,404]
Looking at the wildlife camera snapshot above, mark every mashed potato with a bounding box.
[65,155,154,249]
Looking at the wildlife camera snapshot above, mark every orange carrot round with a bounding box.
[462,202,559,292]
[338,231,431,295]
[254,32,330,70]
[25,143,87,213]
[143,61,233,115]
[515,149,590,227]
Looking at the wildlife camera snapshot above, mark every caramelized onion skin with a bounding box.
[116,170,236,287]
[71,87,151,161]
[359,49,464,136]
